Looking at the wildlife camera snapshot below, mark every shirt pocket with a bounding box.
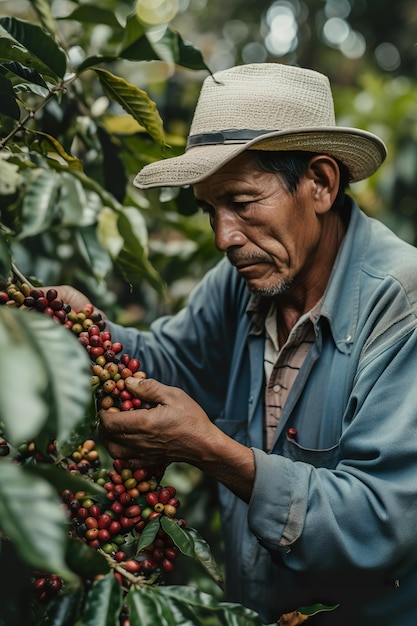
[281,435,341,469]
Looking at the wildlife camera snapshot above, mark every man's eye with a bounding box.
[232,201,250,211]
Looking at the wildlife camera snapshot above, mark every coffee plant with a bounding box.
[0,0,222,319]
[0,271,283,626]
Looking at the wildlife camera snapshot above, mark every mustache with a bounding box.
[227,250,271,265]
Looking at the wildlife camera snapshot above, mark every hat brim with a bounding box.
[133,127,387,189]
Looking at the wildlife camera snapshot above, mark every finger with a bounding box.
[99,408,143,436]
[124,377,174,405]
[101,437,138,460]
[127,458,146,471]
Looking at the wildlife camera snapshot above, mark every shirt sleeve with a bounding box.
[107,258,248,420]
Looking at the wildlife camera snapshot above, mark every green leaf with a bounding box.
[297,603,340,617]
[38,588,84,626]
[118,14,156,61]
[217,601,266,625]
[136,515,161,553]
[182,526,224,589]
[34,131,84,170]
[116,243,164,294]
[30,157,121,214]
[1,60,49,88]
[96,204,163,293]
[118,18,211,73]
[18,169,60,239]
[0,37,58,80]
[0,233,12,278]
[155,586,265,624]
[127,587,172,626]
[130,587,201,626]
[58,174,102,225]
[12,81,50,98]
[76,55,118,74]
[151,28,212,72]
[115,207,164,293]
[28,0,60,41]
[152,592,202,625]
[117,205,148,253]
[97,206,124,258]
[160,517,195,558]
[0,17,67,79]
[174,31,212,72]
[160,519,224,588]
[0,462,75,578]
[60,5,122,30]
[0,155,21,196]
[25,463,105,497]
[0,72,20,119]
[81,572,123,626]
[65,538,110,579]
[0,307,91,446]
[0,540,34,626]
[76,224,113,283]
[57,389,98,459]
[93,68,166,146]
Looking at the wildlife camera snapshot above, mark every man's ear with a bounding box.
[306,155,341,215]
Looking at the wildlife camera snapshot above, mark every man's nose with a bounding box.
[214,212,246,252]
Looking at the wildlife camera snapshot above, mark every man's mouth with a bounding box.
[227,253,270,269]
[234,261,262,271]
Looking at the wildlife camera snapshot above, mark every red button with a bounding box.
[287,428,297,439]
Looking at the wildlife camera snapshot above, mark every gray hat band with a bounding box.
[186,129,273,148]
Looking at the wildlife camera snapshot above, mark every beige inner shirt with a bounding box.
[263,300,322,452]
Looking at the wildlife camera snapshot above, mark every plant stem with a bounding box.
[11,263,34,289]
[98,549,156,589]
[0,74,78,150]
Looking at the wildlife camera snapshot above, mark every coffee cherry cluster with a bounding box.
[0,281,104,329]
[83,325,150,413]
[0,281,32,307]
[31,571,64,603]
[67,438,101,474]
[62,456,182,584]
[0,280,151,413]
[1,273,186,610]
[0,282,72,324]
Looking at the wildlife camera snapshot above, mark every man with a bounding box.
[60,64,417,624]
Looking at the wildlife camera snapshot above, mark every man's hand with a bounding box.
[99,377,216,466]
[99,377,256,503]
[50,285,106,320]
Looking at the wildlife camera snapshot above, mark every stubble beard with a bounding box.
[248,278,293,298]
[226,251,293,298]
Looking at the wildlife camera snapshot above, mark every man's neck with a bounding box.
[275,210,347,344]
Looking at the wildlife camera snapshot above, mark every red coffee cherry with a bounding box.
[123,559,141,573]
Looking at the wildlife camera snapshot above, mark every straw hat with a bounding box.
[133,63,387,189]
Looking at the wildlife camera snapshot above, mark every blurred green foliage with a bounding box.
[1,0,417,322]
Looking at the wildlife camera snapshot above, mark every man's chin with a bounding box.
[247,279,292,298]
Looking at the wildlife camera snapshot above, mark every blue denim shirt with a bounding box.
[109,200,417,625]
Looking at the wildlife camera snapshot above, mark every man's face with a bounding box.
[193,152,325,297]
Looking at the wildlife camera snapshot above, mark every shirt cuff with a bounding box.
[248,447,309,551]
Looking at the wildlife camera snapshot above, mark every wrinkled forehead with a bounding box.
[193,153,291,205]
